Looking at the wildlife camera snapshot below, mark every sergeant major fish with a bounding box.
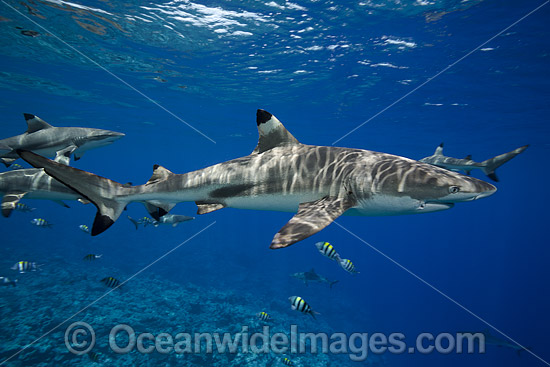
[31,218,52,228]
[289,296,319,319]
[339,258,359,274]
[11,261,40,273]
[315,241,340,261]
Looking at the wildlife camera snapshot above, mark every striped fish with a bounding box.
[30,218,53,228]
[11,261,39,273]
[339,258,359,274]
[257,311,272,322]
[83,254,102,261]
[101,276,121,288]
[289,296,319,319]
[282,357,294,366]
[79,224,91,234]
[15,203,35,212]
[314,241,340,261]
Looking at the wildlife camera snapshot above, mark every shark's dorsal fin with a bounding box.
[253,110,301,154]
[434,143,444,156]
[146,165,175,185]
[24,114,53,134]
[464,154,472,161]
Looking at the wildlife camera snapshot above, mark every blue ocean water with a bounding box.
[0,0,549,366]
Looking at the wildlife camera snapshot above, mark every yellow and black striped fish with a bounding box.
[30,218,53,228]
[83,254,102,261]
[11,261,39,273]
[339,258,359,274]
[101,276,121,288]
[257,311,272,321]
[289,296,318,319]
[282,357,294,366]
[314,241,340,261]
[87,351,100,362]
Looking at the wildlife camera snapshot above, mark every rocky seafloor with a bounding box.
[0,254,387,367]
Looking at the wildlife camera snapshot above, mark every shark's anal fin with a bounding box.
[270,196,355,249]
[252,109,301,154]
[196,202,226,215]
[1,191,27,217]
[23,114,53,134]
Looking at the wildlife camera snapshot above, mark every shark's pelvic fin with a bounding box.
[196,202,226,215]
[144,201,174,220]
[17,150,128,235]
[1,191,27,217]
[23,114,53,134]
[270,195,355,249]
[253,109,301,154]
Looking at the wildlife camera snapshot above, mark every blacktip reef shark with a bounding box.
[419,143,528,182]
[481,330,531,356]
[0,147,87,217]
[18,109,497,249]
[290,268,339,288]
[0,113,124,167]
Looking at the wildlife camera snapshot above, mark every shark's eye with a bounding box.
[449,186,460,194]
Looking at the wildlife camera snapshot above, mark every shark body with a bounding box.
[482,330,531,356]
[0,147,85,217]
[419,143,528,182]
[19,110,497,248]
[0,114,124,167]
[291,268,339,288]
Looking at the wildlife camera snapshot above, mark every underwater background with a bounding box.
[0,0,549,366]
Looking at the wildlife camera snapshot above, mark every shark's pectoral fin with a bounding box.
[196,201,226,215]
[1,192,27,217]
[53,145,77,165]
[252,109,301,154]
[270,196,355,249]
[74,152,84,161]
[53,200,70,208]
[23,114,53,134]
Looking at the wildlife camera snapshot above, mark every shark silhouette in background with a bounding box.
[0,113,124,167]
[419,143,528,182]
[18,110,497,249]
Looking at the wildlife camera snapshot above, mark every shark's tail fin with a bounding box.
[481,145,529,182]
[18,150,131,235]
[127,215,139,230]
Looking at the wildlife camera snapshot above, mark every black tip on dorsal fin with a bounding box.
[153,164,160,170]
[257,109,272,126]
[23,113,35,121]
[439,142,444,147]
[464,154,472,160]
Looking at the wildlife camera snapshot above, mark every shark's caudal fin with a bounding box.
[127,215,139,230]
[481,145,529,182]
[17,150,130,235]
